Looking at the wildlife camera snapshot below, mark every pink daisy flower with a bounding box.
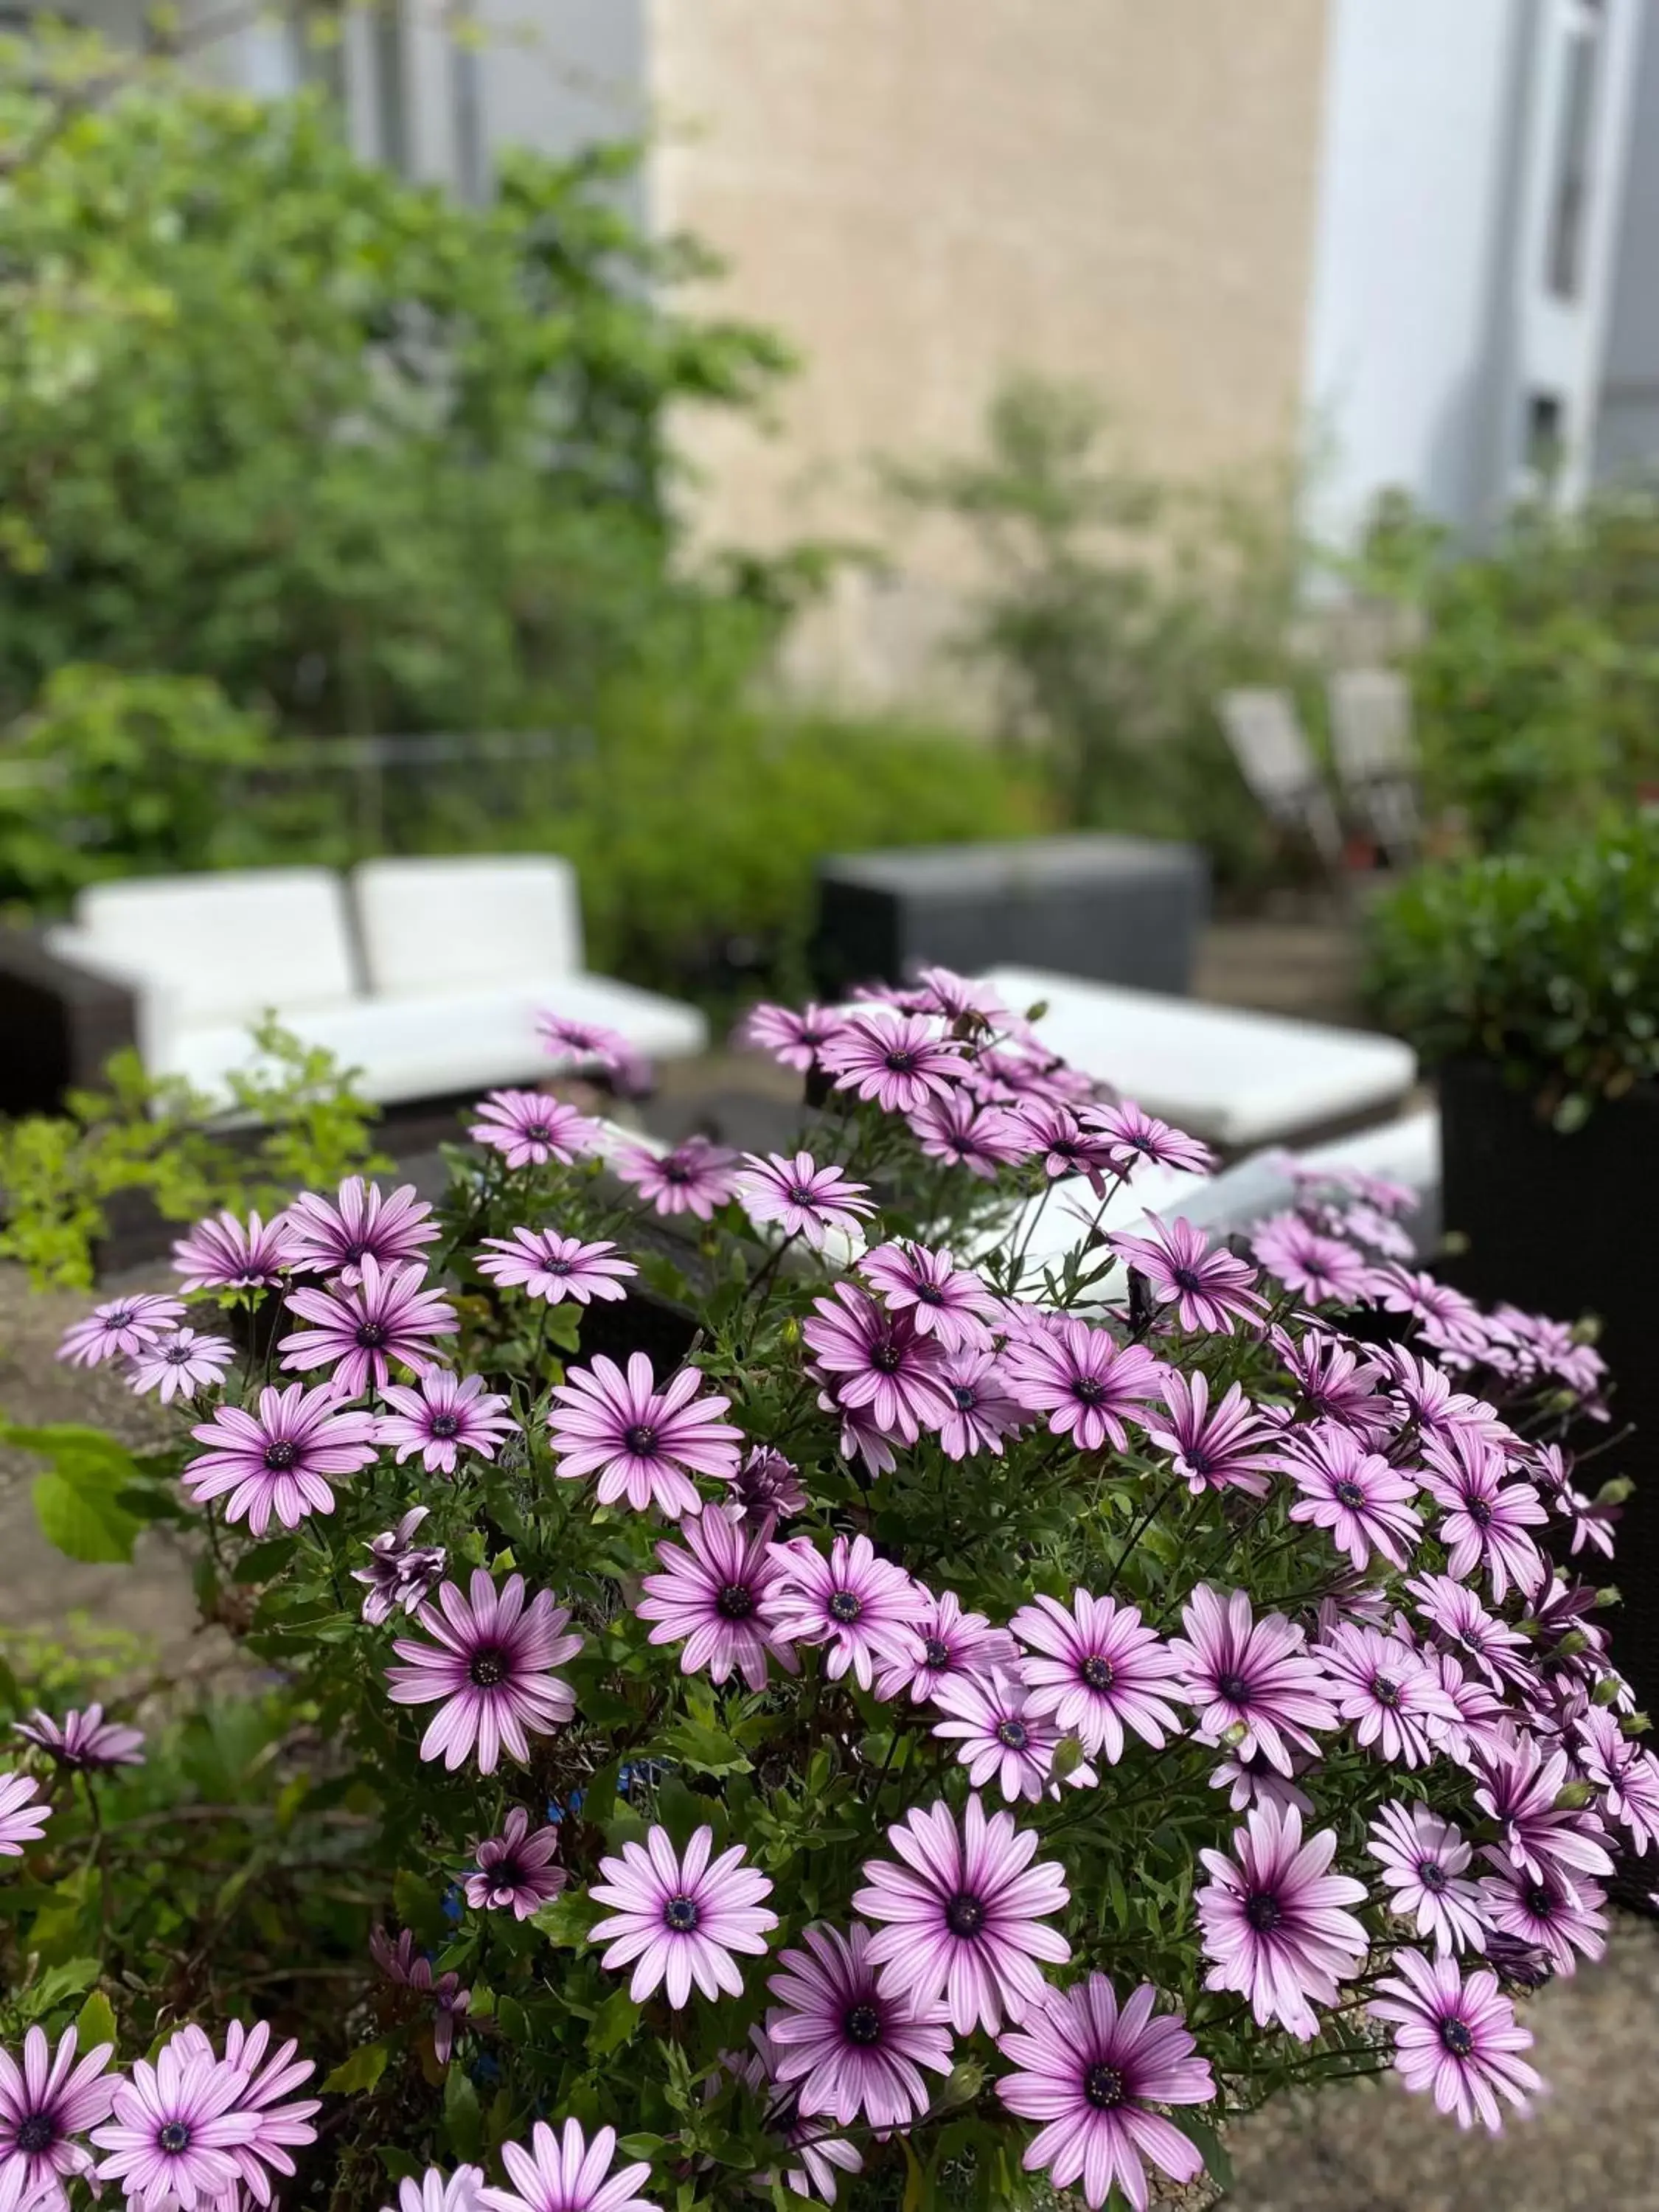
[875,1586,1018,1704]
[1009,1590,1183,1762]
[1281,1422,1423,1569]
[1208,1742,1314,1818]
[465,1807,566,1920]
[766,1922,954,2129]
[723,1445,807,1526]
[14,1703,143,1773]
[1573,1707,1659,1857]
[0,1772,48,1857]
[1419,1430,1548,1603]
[481,2119,653,2212]
[818,1385,900,1478]
[929,1672,1095,1804]
[1315,1622,1461,1769]
[1405,1572,1531,1691]
[1140,1371,1280,1497]
[126,1328,234,1403]
[737,1152,874,1250]
[171,1208,296,1293]
[385,2166,487,2212]
[386,1570,582,1773]
[1373,1345,1509,1449]
[589,1825,778,2008]
[352,1508,447,1625]
[1368,1801,1488,1956]
[855,1795,1071,2035]
[1080,1099,1213,1179]
[1270,1329,1393,1442]
[1479,1856,1607,1976]
[613,1138,741,1220]
[1001,1317,1164,1453]
[184,1382,378,1534]
[535,1012,636,1078]
[996,1976,1216,2211]
[1472,1734,1615,1888]
[1171,1585,1337,1775]
[802,1284,954,1444]
[476,1227,635,1306]
[1250,1213,1375,1305]
[768,1534,928,1691]
[1369,1265,1488,1360]
[1195,1802,1368,2039]
[282,1176,439,1282]
[908,1091,1027,1179]
[369,1930,471,2063]
[1370,1950,1541,2132]
[166,2018,319,2208]
[934,1349,1027,1460]
[91,2041,256,2212]
[1109,1214,1267,1335]
[636,1509,799,1691]
[547,1352,742,1517]
[821,1012,962,1114]
[281,1255,457,1395]
[860,1241,998,1352]
[0,2025,116,2211]
[1010,1101,1119,1190]
[470,1091,604,1169]
[739,1001,846,1071]
[908,965,1013,1023]
[728,2028,863,2206]
[375,1369,515,1476]
[57,1293,185,1369]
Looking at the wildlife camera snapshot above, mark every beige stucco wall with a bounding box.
[649,0,1330,703]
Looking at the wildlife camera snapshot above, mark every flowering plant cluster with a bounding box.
[4,973,1652,2212]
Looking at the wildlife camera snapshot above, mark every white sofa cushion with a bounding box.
[985,964,1416,1150]
[69,869,358,1030]
[352,855,585,996]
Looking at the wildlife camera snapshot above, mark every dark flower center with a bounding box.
[872,1343,904,1374]
[15,2115,55,2153]
[828,1590,863,1624]
[1333,1480,1366,1509]
[263,1439,299,1471]
[429,1414,460,1439]
[1440,2017,1475,2060]
[663,1894,700,1933]
[788,1186,816,1206]
[1524,1883,1557,1919]
[884,1050,917,1073]
[1371,1675,1401,1708]
[844,2003,883,2047]
[469,1649,509,1688]
[525,1123,552,1143]
[665,1162,692,1183]
[1072,1377,1106,1405]
[915,1283,945,1304]
[1217,1672,1253,1705]
[995,1719,1029,1751]
[158,2122,191,2154]
[356,1321,388,1349]
[164,1344,191,1365]
[923,1635,952,1669]
[1467,1498,1493,1528]
[1185,1449,1213,1477]
[1172,1267,1202,1291]
[1244,1891,1283,1933]
[951,1385,976,1411]
[944,1891,984,1937]
[344,1242,368,1262]
[1079,1655,1116,1694]
[544,1257,571,1274]
[625,1425,658,1456]
[1083,2064,1125,2110]
[717,1583,756,1621]
[1419,1859,1449,1893]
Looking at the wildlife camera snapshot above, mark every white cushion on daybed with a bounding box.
[352,854,585,994]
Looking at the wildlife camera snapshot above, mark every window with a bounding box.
[1527,389,1565,472]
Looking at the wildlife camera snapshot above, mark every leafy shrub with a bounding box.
[0,973,1640,2211]
[1367,813,1659,1129]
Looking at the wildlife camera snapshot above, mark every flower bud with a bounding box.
[1593,1674,1627,1707]
[1556,1629,1590,1657]
[1596,1478,1634,1506]
[1553,1780,1595,1810]
[1221,1720,1249,1749]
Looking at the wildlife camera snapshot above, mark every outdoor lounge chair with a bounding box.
[1216,688,1345,867]
[1326,666,1422,858]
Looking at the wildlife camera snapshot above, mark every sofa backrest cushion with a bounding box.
[73,869,359,1029]
[352,855,585,995]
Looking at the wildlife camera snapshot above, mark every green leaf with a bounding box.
[1168,2110,1232,2191]
[32,1472,141,1562]
[26,1957,100,2013]
[587,1986,640,2058]
[321,2042,389,2095]
[617,2135,667,2160]
[444,2063,482,2163]
[392,1869,446,1947]
[74,1990,118,2051]
[532,1889,597,1947]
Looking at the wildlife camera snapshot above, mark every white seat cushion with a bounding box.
[986,964,1416,1149]
[352,855,584,995]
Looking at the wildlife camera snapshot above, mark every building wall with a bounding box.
[1596,1,1659,480]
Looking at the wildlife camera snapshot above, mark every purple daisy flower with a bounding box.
[91,2040,255,2212]
[1009,1590,1183,1762]
[1479,1855,1607,1976]
[740,1000,846,1071]
[733,2028,863,2206]
[167,2019,319,2208]
[930,1671,1095,1804]
[481,2118,653,2212]
[0,1772,48,1857]
[909,964,1012,1023]
[352,1509,447,1626]
[1010,1101,1120,1191]
[821,1012,962,1114]
[1316,1622,1460,1769]
[768,1534,928,1691]
[282,1175,439,1282]
[1250,1213,1375,1305]
[470,1091,605,1169]
[637,1509,799,1691]
[855,1795,1071,2035]
[369,1929,472,2062]
[1081,1099,1214,1179]
[1405,1571,1532,1691]
[1270,1329,1393,1441]
[1209,1742,1314,1818]
[0,2025,115,2211]
[766,1921,954,2129]
[1574,1707,1659,1857]
[547,1352,742,1517]
[1195,1802,1368,2038]
[57,1293,185,1369]
[935,1349,1028,1461]
[1370,1950,1541,2132]
[126,1327,234,1404]
[589,1824,778,2008]
[802,1284,954,1444]
[184,1381,378,1534]
[737,1151,874,1250]
[1281,1422,1423,1570]
[376,1370,516,1476]
[465,1806,566,1920]
[1472,1735,1615,1887]
[1374,1346,1509,1449]
[860,1241,998,1352]
[536,1010,636,1079]
[1172,1585,1337,1775]
[1141,1371,1280,1498]
[996,1975,1216,2211]
[14,1704,143,1773]
[385,2166,487,2212]
[170,1208,296,1293]
[908,1091,1027,1180]
[476,1226,635,1306]
[281,1255,457,1395]
[1001,1317,1164,1454]
[1109,1214,1267,1335]
[875,1586,1019,1704]
[1368,1801,1488,1956]
[1419,1430,1548,1604]
[386,1570,582,1773]
[1370,1265,1489,1360]
[723,1445,807,1526]
[818,1383,899,1477]
[613,1138,741,1220]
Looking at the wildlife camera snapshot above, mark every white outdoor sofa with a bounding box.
[27,856,706,1110]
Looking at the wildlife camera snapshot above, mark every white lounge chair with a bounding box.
[1326,667,1421,856]
[1216,688,1345,866]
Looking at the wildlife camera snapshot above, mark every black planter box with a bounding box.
[810,833,1210,999]
[1439,1057,1659,1712]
